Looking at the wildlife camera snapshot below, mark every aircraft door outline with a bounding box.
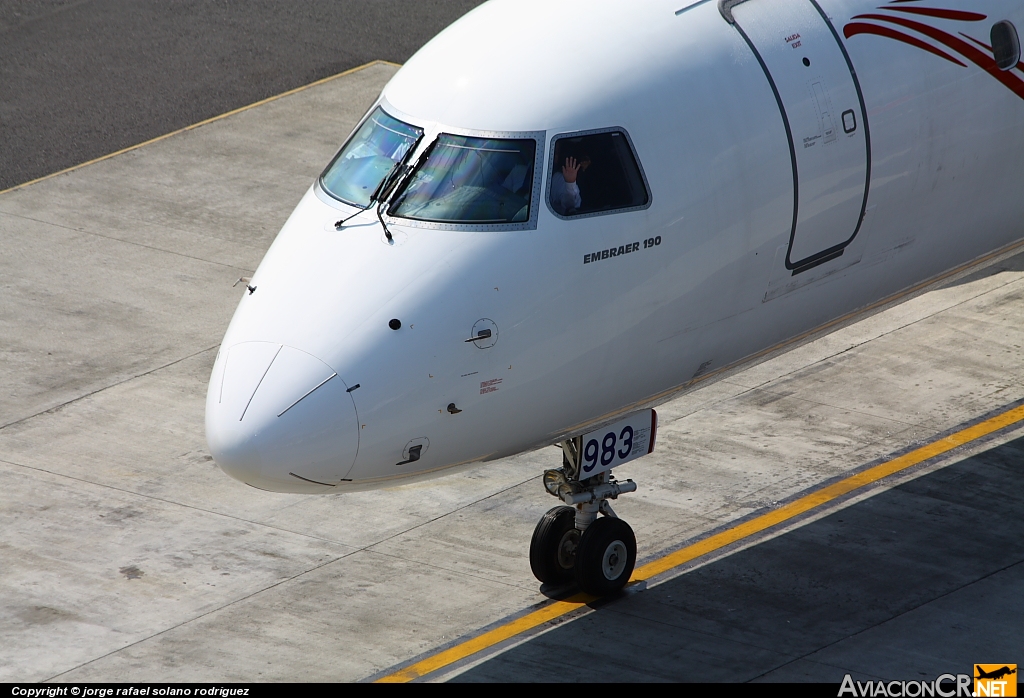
[722,0,872,274]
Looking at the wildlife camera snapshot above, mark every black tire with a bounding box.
[529,506,579,585]
[574,516,637,596]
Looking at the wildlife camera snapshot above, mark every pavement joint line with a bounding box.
[0,59,400,197]
[23,470,541,681]
[373,400,1024,683]
[3,0,96,33]
[359,547,540,594]
[784,657,889,684]
[0,434,537,558]
[692,239,1024,384]
[0,455,361,550]
[737,276,1024,399]
[43,549,353,683]
[0,455,545,592]
[363,474,538,554]
[721,269,1024,421]
[653,419,931,526]
[698,416,1024,557]
[16,465,548,682]
[712,245,1024,398]
[736,386,922,430]
[746,557,1024,683]
[0,344,220,433]
[1,369,548,673]
[0,209,259,273]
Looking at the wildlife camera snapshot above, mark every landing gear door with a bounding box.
[729,0,869,272]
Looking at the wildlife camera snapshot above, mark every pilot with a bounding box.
[549,149,591,215]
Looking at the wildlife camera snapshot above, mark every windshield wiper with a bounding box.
[333,137,424,230]
[375,138,438,242]
[333,163,404,230]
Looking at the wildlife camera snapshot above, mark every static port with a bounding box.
[389,319,401,330]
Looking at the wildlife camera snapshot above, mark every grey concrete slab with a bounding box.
[0,462,355,683]
[49,550,537,683]
[0,216,244,428]
[1,62,1023,683]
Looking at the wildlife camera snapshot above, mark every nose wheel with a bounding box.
[529,437,639,596]
[574,515,636,596]
[529,506,579,585]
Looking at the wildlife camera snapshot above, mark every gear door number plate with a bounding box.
[580,409,657,478]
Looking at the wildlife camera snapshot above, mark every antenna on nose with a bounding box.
[233,277,256,294]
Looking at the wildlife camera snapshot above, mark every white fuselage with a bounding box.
[206,0,1024,493]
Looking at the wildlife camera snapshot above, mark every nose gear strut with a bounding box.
[530,436,638,595]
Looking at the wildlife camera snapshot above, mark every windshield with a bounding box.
[388,134,536,224]
[320,108,423,207]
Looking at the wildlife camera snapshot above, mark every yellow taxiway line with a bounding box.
[377,402,1024,683]
[0,60,400,198]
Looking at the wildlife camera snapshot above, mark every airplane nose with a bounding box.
[205,342,359,493]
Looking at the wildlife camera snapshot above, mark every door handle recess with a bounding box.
[464,329,492,343]
[396,444,422,466]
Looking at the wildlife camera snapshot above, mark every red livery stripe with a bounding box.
[883,6,986,22]
[844,22,966,66]
[851,13,1024,100]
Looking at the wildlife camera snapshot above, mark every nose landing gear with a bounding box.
[529,437,638,596]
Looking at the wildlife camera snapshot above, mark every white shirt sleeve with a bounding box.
[564,181,581,209]
[551,173,581,214]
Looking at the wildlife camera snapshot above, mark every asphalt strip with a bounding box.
[0,60,399,198]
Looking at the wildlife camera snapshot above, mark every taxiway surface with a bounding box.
[1,62,1022,683]
[0,0,483,191]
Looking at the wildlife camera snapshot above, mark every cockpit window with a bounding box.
[320,108,423,208]
[548,129,649,218]
[388,134,536,224]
